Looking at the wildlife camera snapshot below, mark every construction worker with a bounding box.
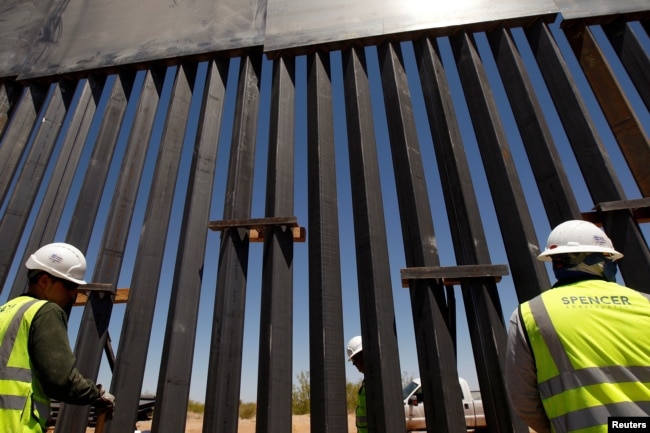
[0,243,115,432]
[505,220,650,433]
[347,335,367,433]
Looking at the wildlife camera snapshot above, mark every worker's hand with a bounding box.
[94,385,116,420]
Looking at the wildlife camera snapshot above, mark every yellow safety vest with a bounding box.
[520,279,650,433]
[0,296,51,432]
[356,381,367,433]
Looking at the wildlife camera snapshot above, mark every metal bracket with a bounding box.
[581,198,650,226]
[74,283,129,306]
[207,216,306,242]
[400,264,510,288]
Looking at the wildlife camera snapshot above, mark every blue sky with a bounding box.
[1,18,648,404]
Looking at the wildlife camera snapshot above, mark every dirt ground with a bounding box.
[85,413,356,433]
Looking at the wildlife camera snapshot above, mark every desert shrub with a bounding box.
[188,400,205,414]
[292,370,362,414]
[292,370,311,415]
[290,370,411,414]
[346,378,363,413]
[239,401,257,419]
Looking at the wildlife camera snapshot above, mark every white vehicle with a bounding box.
[403,377,486,432]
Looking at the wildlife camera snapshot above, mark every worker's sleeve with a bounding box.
[505,308,551,433]
[29,303,101,405]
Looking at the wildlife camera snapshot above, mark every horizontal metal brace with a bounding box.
[80,283,116,294]
[581,198,650,225]
[207,216,306,242]
[400,264,510,288]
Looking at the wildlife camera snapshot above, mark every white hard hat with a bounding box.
[537,220,623,262]
[346,336,363,361]
[25,243,88,285]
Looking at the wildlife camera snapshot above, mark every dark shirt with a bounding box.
[26,296,101,404]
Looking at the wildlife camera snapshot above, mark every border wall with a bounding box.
[1,1,649,432]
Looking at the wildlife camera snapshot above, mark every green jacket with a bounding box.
[0,295,101,432]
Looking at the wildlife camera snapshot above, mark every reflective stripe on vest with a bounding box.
[521,281,650,433]
[0,297,51,428]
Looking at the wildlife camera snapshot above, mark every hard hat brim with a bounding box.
[537,245,623,261]
[347,348,362,361]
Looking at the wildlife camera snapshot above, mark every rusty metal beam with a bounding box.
[564,20,650,197]
[401,264,509,287]
[525,20,650,293]
[209,216,305,242]
[602,18,650,113]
